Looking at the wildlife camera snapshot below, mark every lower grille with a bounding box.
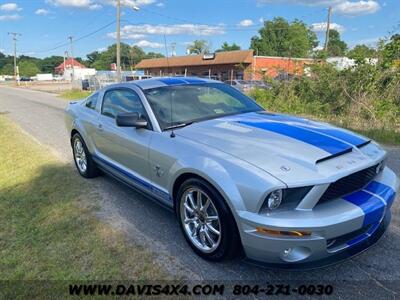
[319,164,379,203]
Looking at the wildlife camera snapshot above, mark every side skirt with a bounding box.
[93,157,175,213]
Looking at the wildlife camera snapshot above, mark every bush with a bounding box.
[249,62,400,143]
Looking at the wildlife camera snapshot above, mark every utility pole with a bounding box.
[171,43,176,57]
[116,0,121,82]
[324,6,332,52]
[115,1,140,83]
[68,36,75,82]
[8,32,21,81]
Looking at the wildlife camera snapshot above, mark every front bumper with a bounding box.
[238,167,399,269]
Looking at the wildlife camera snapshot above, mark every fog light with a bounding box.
[267,189,282,210]
[283,248,292,257]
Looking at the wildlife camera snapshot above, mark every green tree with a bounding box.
[38,56,64,73]
[19,60,40,77]
[0,52,11,70]
[90,43,138,70]
[326,29,348,57]
[130,45,145,66]
[216,42,241,52]
[347,45,377,64]
[144,52,165,59]
[250,17,318,57]
[1,63,14,75]
[187,40,210,55]
[86,51,101,66]
[381,34,400,68]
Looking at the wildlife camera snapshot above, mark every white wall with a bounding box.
[63,68,96,81]
[36,74,53,81]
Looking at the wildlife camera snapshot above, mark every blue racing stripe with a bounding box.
[157,78,187,85]
[347,222,380,247]
[255,112,368,147]
[238,120,352,155]
[347,232,369,247]
[181,77,206,84]
[93,155,171,201]
[298,126,367,147]
[364,181,396,207]
[343,190,385,227]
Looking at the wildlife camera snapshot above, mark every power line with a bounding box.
[138,6,325,29]
[19,20,116,55]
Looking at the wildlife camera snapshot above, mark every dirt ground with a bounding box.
[0,81,73,93]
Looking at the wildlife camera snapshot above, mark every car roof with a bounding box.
[104,76,221,91]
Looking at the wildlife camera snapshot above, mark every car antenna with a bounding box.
[163,34,175,138]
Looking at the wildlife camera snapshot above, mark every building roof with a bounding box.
[135,50,254,69]
[55,58,86,71]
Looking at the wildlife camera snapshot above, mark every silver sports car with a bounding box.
[65,77,399,268]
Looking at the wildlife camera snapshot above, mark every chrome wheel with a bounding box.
[74,138,87,173]
[180,188,221,253]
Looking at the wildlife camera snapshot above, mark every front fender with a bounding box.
[168,154,286,217]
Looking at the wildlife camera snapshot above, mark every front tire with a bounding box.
[72,133,99,178]
[176,178,241,261]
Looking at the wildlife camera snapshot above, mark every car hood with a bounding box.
[176,111,385,186]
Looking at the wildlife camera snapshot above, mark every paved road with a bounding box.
[1,86,399,296]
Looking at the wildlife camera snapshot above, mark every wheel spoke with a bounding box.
[199,229,207,246]
[187,193,197,210]
[197,191,202,209]
[192,223,199,237]
[184,217,195,224]
[206,222,220,236]
[184,203,194,215]
[204,228,215,246]
[206,215,218,222]
[202,198,210,212]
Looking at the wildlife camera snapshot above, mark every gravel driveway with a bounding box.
[1,86,399,298]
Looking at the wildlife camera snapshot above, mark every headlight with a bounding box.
[260,187,313,213]
[266,189,283,210]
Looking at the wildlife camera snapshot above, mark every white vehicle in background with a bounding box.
[36,74,54,81]
[226,80,272,92]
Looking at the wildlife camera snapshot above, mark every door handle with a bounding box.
[97,124,103,132]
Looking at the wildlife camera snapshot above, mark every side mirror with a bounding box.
[116,112,148,129]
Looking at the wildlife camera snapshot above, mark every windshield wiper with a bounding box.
[164,122,194,131]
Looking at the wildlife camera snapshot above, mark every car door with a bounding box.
[93,87,153,182]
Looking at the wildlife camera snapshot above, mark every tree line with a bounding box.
[0,43,165,77]
[1,17,398,77]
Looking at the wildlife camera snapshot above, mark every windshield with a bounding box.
[144,83,262,130]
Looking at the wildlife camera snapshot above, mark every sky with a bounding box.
[0,0,399,59]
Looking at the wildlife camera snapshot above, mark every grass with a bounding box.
[0,116,168,297]
[351,128,400,146]
[306,114,400,146]
[249,90,400,146]
[58,89,91,100]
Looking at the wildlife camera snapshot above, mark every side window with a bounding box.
[102,89,146,119]
[85,92,98,110]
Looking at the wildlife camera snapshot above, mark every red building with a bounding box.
[55,58,86,74]
[135,50,316,81]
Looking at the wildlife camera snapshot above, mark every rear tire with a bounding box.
[176,178,241,261]
[72,133,100,178]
